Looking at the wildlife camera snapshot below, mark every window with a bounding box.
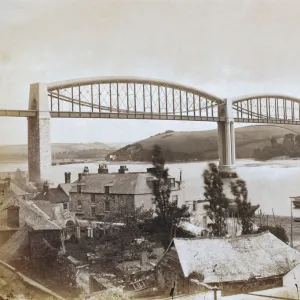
[104,200,110,212]
[91,207,96,217]
[203,216,207,227]
[193,201,197,212]
[77,200,82,211]
[63,203,68,210]
[91,194,96,204]
[169,178,175,188]
[105,186,110,194]
[151,197,156,204]
[172,195,178,206]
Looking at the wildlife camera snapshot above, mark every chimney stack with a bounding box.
[98,164,108,174]
[4,177,11,190]
[43,181,49,193]
[7,205,20,228]
[65,172,71,183]
[118,165,128,174]
[78,173,82,181]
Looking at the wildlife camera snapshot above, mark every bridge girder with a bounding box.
[47,77,223,121]
[231,94,300,125]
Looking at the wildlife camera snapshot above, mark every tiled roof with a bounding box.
[166,232,300,283]
[70,173,154,195]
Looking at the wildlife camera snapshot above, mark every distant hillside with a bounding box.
[0,142,112,161]
[107,125,300,162]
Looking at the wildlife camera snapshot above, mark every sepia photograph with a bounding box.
[1,0,300,299]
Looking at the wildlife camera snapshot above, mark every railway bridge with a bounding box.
[1,76,300,182]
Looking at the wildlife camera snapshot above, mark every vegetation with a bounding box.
[230,178,254,234]
[107,125,300,162]
[253,133,300,160]
[202,163,229,236]
[256,225,289,244]
[147,145,190,249]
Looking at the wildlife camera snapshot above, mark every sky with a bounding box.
[1,0,300,145]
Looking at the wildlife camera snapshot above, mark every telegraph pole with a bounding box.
[290,197,294,248]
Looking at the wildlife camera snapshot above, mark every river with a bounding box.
[1,159,300,217]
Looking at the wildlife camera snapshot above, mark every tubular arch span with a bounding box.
[47,77,224,121]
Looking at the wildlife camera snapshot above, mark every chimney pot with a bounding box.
[78,173,82,181]
[68,172,71,183]
[98,164,108,174]
[118,165,128,174]
[43,181,49,193]
[64,172,68,184]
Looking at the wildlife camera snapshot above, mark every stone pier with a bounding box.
[217,99,236,177]
[28,83,51,182]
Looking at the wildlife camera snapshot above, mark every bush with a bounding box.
[256,225,289,244]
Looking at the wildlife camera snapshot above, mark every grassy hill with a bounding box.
[0,142,112,161]
[109,125,300,162]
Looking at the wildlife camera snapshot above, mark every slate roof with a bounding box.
[9,183,29,196]
[161,232,300,284]
[33,185,70,203]
[69,173,155,195]
[48,187,69,203]
[19,200,60,230]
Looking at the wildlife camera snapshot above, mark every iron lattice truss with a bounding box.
[47,78,223,121]
[232,95,300,124]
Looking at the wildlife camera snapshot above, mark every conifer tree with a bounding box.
[230,178,254,234]
[150,145,190,249]
[203,163,229,236]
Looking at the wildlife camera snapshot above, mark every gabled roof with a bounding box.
[58,183,73,196]
[69,173,154,195]
[162,232,300,284]
[33,185,70,203]
[20,200,60,230]
[10,183,29,196]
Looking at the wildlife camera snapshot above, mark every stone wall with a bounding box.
[69,192,135,219]
[28,117,51,182]
[28,83,52,183]
[217,276,283,296]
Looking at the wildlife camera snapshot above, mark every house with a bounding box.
[155,231,300,297]
[69,165,185,220]
[0,195,63,262]
[31,174,76,229]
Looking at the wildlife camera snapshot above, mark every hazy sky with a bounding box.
[1,0,300,145]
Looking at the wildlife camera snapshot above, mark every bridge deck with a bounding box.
[1,109,300,125]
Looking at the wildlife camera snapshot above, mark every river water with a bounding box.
[1,159,300,217]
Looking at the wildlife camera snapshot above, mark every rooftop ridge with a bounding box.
[173,230,270,241]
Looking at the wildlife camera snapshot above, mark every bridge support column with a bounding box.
[218,99,236,177]
[28,83,51,182]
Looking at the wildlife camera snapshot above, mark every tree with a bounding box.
[149,145,190,249]
[202,163,229,236]
[230,178,254,234]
